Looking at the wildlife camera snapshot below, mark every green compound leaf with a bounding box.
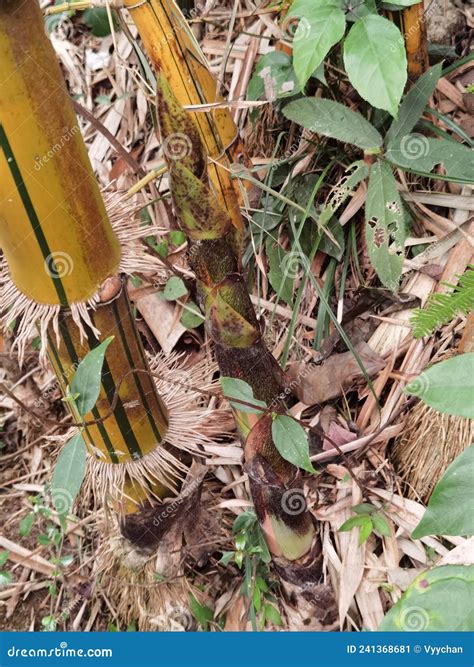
[343,15,407,117]
[379,565,474,631]
[412,445,474,539]
[405,354,474,419]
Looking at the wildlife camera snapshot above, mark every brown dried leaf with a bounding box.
[288,343,385,405]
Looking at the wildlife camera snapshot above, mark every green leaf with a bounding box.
[343,16,407,117]
[320,160,369,226]
[83,8,119,37]
[0,571,12,587]
[51,432,87,520]
[219,551,235,566]
[365,161,405,291]
[339,514,372,531]
[283,98,383,150]
[352,502,377,515]
[252,586,262,613]
[70,336,114,417]
[271,415,315,473]
[412,445,474,539]
[232,510,257,534]
[41,615,57,632]
[372,514,391,537]
[385,135,474,182]
[358,517,373,544]
[248,51,301,101]
[411,266,474,338]
[263,603,283,626]
[346,0,377,21]
[265,238,294,305]
[386,64,443,148]
[164,276,188,301]
[19,513,35,537]
[405,354,474,419]
[189,593,213,630]
[287,0,346,88]
[180,301,204,329]
[169,230,186,246]
[379,565,474,631]
[220,377,267,414]
[0,551,9,567]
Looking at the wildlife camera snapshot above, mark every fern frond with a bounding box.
[411,266,474,338]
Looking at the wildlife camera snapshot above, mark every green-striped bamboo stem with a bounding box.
[156,73,315,563]
[0,0,186,548]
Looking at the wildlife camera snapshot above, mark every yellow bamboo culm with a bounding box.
[123,0,245,236]
[0,0,178,515]
[0,0,121,306]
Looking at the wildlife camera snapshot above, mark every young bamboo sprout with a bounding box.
[155,73,317,567]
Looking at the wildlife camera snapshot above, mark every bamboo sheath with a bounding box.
[123,0,245,237]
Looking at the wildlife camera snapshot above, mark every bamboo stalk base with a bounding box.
[93,463,208,630]
[81,351,233,511]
